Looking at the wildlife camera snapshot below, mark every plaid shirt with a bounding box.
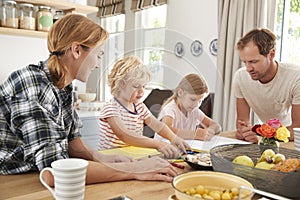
[0,61,81,174]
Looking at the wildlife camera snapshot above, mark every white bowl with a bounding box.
[78,93,96,102]
[172,171,253,200]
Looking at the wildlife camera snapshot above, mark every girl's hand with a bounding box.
[195,128,214,141]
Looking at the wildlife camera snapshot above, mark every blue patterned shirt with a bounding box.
[0,61,81,174]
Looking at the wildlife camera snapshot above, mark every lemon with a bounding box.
[232,155,254,167]
[255,161,275,170]
[258,149,276,162]
[272,153,285,164]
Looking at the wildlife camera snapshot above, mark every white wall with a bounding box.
[0,0,218,94]
[163,0,218,92]
[0,33,88,92]
[0,35,48,83]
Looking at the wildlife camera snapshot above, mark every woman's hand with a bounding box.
[131,156,178,182]
[95,153,134,163]
[84,156,178,184]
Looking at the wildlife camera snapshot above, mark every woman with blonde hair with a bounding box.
[99,55,190,158]
[0,14,180,185]
[154,74,221,141]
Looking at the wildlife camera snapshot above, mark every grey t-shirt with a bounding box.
[234,62,300,125]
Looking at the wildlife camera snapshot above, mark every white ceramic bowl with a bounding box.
[78,93,96,102]
[172,171,253,200]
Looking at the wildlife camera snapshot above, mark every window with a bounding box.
[136,5,167,88]
[88,5,167,101]
[276,0,300,63]
[99,15,125,101]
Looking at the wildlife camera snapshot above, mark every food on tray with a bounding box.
[184,185,248,200]
[232,155,254,167]
[272,158,300,172]
[185,153,212,166]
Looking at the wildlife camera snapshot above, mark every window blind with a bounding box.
[96,0,125,17]
[131,0,167,11]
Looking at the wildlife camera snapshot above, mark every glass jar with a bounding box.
[1,0,18,28]
[53,10,65,23]
[18,3,35,30]
[36,6,53,32]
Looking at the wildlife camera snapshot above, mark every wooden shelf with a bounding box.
[15,0,98,14]
[0,0,98,38]
[0,27,48,38]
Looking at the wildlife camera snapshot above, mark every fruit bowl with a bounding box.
[172,171,253,200]
[210,144,300,199]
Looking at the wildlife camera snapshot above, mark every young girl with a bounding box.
[154,74,221,141]
[98,55,190,158]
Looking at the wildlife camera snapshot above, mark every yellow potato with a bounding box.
[184,185,244,200]
[209,191,221,200]
[195,185,205,194]
[222,192,231,200]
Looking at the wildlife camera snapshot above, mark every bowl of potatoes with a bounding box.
[172,171,253,200]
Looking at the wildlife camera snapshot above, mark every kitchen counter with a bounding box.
[76,110,101,118]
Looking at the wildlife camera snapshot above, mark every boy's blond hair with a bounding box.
[108,55,151,96]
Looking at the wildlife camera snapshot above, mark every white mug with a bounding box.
[294,128,300,151]
[39,158,89,200]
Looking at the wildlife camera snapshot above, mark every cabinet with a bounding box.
[77,111,101,150]
[0,0,98,38]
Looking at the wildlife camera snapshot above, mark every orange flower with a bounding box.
[256,124,276,138]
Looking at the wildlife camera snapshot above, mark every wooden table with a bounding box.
[0,131,295,200]
[219,131,294,149]
[0,164,189,200]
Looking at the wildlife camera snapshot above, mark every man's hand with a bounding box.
[236,120,258,143]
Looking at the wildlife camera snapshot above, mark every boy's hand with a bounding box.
[170,136,190,154]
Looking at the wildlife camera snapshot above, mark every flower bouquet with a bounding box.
[252,118,290,148]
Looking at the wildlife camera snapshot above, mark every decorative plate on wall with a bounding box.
[190,40,203,56]
[174,42,184,57]
[209,39,218,56]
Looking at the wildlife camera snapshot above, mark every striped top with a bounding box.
[98,98,151,150]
